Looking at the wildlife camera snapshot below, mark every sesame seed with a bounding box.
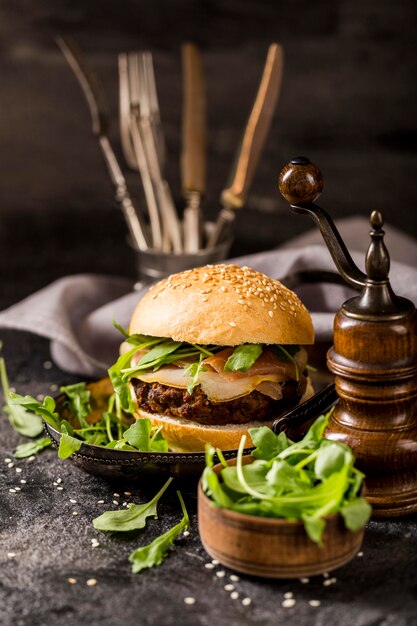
[183,530,190,537]
[70,499,77,504]
[15,468,22,474]
[67,578,77,585]
[284,592,293,599]
[224,584,234,591]
[113,493,120,497]
[122,502,127,507]
[309,600,321,607]
[323,572,329,578]
[216,570,226,578]
[268,311,273,317]
[230,591,239,600]
[113,500,119,506]
[242,597,252,606]
[36,394,44,401]
[86,578,97,587]
[57,478,62,484]
[124,491,131,496]
[4,458,11,463]
[57,486,64,491]
[7,552,16,558]
[72,512,78,516]
[229,575,240,582]
[97,500,105,504]
[282,598,296,608]
[14,487,21,491]
[204,563,214,570]
[50,384,59,392]
[229,322,236,327]
[184,597,195,605]
[357,551,364,557]
[300,577,310,584]
[8,463,14,468]
[9,489,16,493]
[43,361,53,369]
[323,577,337,587]
[20,480,26,484]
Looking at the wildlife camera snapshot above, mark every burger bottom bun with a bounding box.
[132,378,315,452]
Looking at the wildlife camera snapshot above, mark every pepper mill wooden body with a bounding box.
[279,157,417,517]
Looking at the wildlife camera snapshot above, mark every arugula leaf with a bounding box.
[93,477,173,531]
[184,356,206,395]
[136,340,183,368]
[123,419,169,453]
[224,344,262,373]
[302,513,326,545]
[13,437,52,458]
[0,359,44,437]
[9,393,60,431]
[340,498,372,532]
[58,433,83,459]
[113,319,130,338]
[249,427,291,461]
[314,441,352,480]
[60,383,91,428]
[128,490,189,573]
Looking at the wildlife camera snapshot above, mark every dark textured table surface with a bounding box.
[1,1,417,625]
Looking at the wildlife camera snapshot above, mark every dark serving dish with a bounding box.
[44,379,338,482]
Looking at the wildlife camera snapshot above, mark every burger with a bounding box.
[110,264,314,451]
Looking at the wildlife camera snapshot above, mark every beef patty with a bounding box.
[131,377,306,426]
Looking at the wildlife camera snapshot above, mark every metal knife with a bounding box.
[206,43,284,248]
[181,42,207,252]
[56,36,150,251]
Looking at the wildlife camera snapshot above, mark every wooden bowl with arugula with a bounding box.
[198,413,371,578]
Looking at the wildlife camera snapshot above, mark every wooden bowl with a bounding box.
[198,457,365,578]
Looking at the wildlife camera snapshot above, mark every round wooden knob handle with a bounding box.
[279,157,324,204]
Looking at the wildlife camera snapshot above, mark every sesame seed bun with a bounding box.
[130,264,314,345]
[132,377,315,452]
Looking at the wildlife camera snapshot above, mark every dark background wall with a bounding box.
[1,0,416,306]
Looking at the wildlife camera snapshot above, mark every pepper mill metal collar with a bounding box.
[279,157,417,518]
[279,157,413,319]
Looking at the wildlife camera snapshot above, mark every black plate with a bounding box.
[44,379,337,482]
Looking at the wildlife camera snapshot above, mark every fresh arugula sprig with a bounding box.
[224,344,263,373]
[13,437,52,458]
[10,390,168,459]
[128,490,189,573]
[203,411,371,546]
[0,358,44,437]
[93,477,173,531]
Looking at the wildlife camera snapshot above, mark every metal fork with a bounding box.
[128,52,183,253]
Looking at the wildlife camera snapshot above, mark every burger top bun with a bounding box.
[130,264,314,346]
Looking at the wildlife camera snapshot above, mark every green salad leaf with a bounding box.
[60,383,91,428]
[128,491,189,573]
[58,433,83,459]
[203,412,371,545]
[93,477,173,532]
[13,437,52,458]
[224,344,263,373]
[1,359,44,437]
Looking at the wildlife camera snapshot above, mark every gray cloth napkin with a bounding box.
[1,217,416,377]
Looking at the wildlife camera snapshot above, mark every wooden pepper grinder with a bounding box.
[279,157,417,517]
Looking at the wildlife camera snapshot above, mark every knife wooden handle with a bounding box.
[181,42,207,195]
[221,43,284,208]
